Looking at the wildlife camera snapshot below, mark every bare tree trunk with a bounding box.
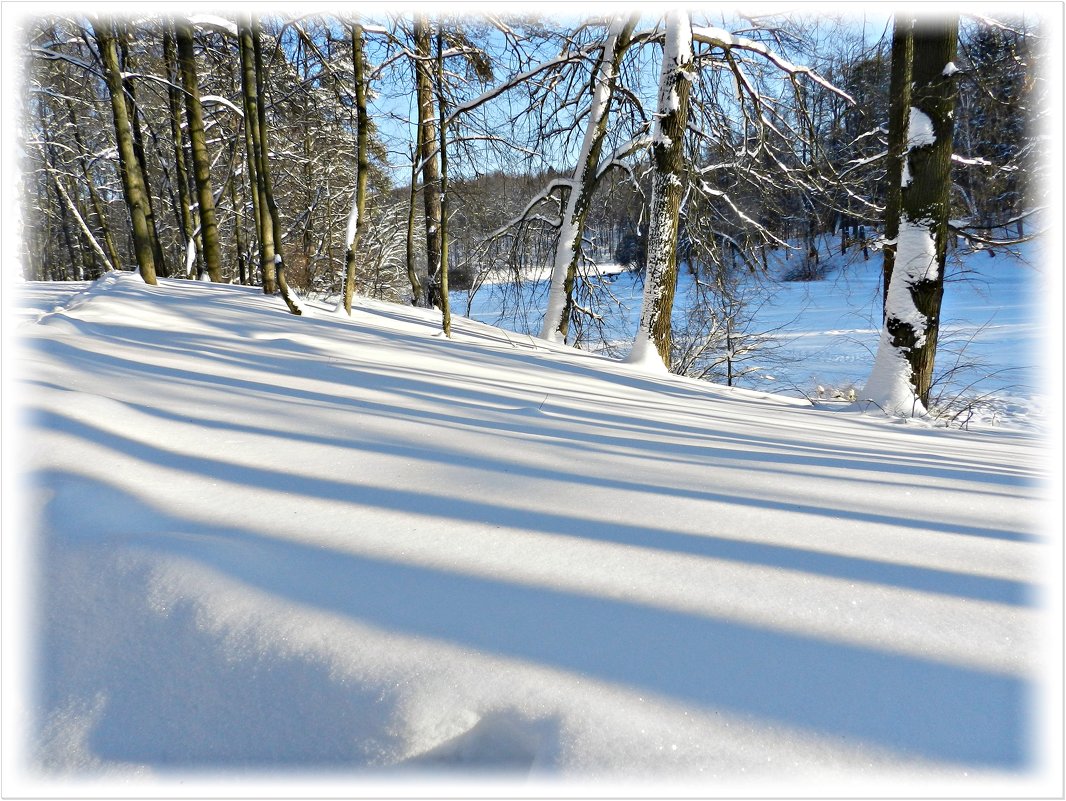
[251,19,301,314]
[163,27,201,279]
[175,21,223,282]
[238,19,276,293]
[119,33,168,277]
[405,121,425,306]
[92,18,157,284]
[414,15,443,309]
[342,21,370,314]
[540,14,638,341]
[628,11,693,370]
[436,29,452,336]
[863,14,958,414]
[881,16,913,315]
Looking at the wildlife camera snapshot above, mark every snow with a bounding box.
[6,268,1059,795]
[187,14,238,38]
[908,106,936,148]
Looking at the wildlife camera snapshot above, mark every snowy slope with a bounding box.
[6,272,1060,796]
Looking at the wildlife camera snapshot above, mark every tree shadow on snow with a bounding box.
[31,469,1031,770]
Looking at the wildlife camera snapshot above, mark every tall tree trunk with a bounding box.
[405,121,425,306]
[119,33,168,277]
[92,18,157,284]
[628,11,693,370]
[251,19,301,314]
[238,20,276,293]
[436,29,452,336]
[863,15,958,415]
[163,27,201,279]
[881,16,914,315]
[414,15,443,309]
[540,14,638,342]
[175,20,223,282]
[342,21,370,314]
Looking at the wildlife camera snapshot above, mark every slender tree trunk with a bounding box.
[405,122,425,305]
[540,14,638,341]
[414,15,443,309]
[163,27,201,279]
[238,20,276,293]
[342,21,370,314]
[175,20,223,282]
[863,14,958,414]
[92,18,157,284]
[882,16,913,315]
[251,19,301,314]
[436,29,452,336]
[628,11,693,370]
[119,33,168,277]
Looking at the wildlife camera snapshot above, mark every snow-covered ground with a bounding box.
[4,271,1061,797]
[459,239,1048,430]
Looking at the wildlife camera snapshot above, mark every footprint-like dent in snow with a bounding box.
[402,710,558,773]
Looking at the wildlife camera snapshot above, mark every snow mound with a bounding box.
[8,274,1058,795]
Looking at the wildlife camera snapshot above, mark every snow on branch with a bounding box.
[188,14,238,37]
[201,94,245,117]
[688,25,854,104]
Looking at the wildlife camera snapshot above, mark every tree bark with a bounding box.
[251,19,301,314]
[863,14,958,414]
[92,18,157,284]
[119,32,168,277]
[238,20,276,293]
[436,29,452,337]
[175,21,223,282]
[405,121,425,306]
[540,14,638,341]
[628,11,693,370]
[900,17,958,405]
[163,27,201,278]
[342,21,370,314]
[414,15,443,309]
[881,16,913,315]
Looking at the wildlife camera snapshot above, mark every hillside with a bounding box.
[6,273,1060,796]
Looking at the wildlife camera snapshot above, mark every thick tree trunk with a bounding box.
[93,18,157,284]
[119,34,168,277]
[540,14,638,342]
[414,16,443,309]
[628,11,693,370]
[863,14,958,415]
[881,17,913,315]
[175,21,222,282]
[342,22,370,315]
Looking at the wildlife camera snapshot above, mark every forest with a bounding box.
[20,10,1045,415]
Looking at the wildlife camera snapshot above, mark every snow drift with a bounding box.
[6,273,1058,795]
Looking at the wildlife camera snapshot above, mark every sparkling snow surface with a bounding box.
[9,272,1058,795]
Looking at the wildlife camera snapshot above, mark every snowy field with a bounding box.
[458,239,1048,429]
[4,270,1062,797]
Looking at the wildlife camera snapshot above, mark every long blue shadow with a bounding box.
[30,409,1036,611]
[36,469,1030,769]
